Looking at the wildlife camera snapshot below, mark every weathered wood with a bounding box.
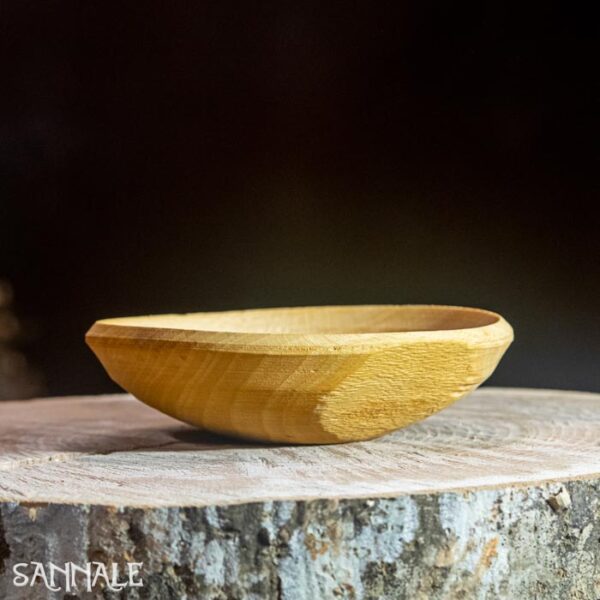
[1,388,599,599]
[86,305,513,443]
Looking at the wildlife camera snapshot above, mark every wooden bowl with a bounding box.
[86,305,513,444]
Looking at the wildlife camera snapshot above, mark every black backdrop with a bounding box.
[1,2,598,395]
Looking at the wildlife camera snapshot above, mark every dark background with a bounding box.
[1,2,598,397]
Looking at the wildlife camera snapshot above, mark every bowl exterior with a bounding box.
[86,317,513,444]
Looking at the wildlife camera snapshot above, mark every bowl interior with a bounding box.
[100,305,499,335]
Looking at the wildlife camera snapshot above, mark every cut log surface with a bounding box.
[1,387,600,599]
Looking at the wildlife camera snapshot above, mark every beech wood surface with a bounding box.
[86,305,513,444]
[0,387,598,507]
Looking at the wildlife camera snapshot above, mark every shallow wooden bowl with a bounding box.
[86,305,513,444]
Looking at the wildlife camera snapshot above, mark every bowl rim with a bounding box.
[86,305,514,354]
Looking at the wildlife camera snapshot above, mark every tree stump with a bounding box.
[1,388,599,599]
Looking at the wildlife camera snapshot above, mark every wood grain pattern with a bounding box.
[85,305,513,443]
[1,388,598,507]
